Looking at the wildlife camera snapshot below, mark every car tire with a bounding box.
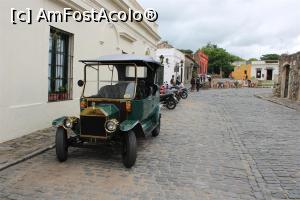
[152,117,160,137]
[166,99,176,110]
[181,91,188,99]
[56,127,68,162]
[122,131,137,168]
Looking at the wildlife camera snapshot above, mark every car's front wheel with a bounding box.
[122,131,137,168]
[56,127,68,162]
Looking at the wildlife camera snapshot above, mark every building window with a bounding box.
[256,69,261,78]
[48,27,73,102]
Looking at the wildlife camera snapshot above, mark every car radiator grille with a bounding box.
[80,116,106,137]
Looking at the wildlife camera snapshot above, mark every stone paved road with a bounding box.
[0,127,55,170]
[0,89,299,200]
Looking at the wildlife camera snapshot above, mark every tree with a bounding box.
[248,58,258,61]
[200,43,243,78]
[230,55,244,62]
[260,54,280,61]
[179,49,193,55]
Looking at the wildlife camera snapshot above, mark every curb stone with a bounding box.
[0,144,55,171]
[254,94,300,112]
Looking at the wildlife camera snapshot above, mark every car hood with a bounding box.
[80,103,120,119]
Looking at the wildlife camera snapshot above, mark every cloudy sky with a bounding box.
[139,0,300,59]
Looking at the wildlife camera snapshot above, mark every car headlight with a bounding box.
[105,119,119,133]
[64,118,73,129]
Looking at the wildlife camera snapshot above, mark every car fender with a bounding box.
[120,120,144,137]
[52,116,80,135]
[52,116,68,128]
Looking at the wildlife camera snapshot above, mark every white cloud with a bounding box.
[139,0,300,59]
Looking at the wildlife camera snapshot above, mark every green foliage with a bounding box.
[230,55,244,62]
[260,54,280,61]
[248,58,258,61]
[200,43,243,78]
[179,49,194,55]
[58,85,67,93]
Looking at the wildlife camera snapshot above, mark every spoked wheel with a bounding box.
[56,127,68,162]
[166,99,177,110]
[181,91,188,99]
[152,116,161,137]
[122,131,137,168]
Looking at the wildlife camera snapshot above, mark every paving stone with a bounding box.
[0,127,55,169]
[0,88,299,199]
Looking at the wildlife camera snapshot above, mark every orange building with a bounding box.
[231,61,252,80]
[194,50,208,75]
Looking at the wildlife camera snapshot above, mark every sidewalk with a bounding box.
[255,93,300,111]
[0,127,55,171]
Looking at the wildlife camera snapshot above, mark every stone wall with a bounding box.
[274,52,300,101]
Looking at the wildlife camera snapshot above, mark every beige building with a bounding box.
[251,61,279,82]
[0,0,160,142]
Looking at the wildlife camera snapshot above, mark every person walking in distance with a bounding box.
[170,75,175,86]
[196,76,201,92]
[190,76,196,92]
[176,76,181,86]
[208,76,212,88]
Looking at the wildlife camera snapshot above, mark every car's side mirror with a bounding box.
[77,80,84,87]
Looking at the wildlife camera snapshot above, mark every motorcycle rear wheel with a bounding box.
[166,99,176,110]
[181,91,188,99]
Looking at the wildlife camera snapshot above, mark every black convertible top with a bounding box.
[79,54,162,67]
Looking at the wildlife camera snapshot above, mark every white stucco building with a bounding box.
[251,61,279,82]
[156,48,186,84]
[0,0,160,142]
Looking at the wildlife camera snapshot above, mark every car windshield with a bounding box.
[83,64,147,99]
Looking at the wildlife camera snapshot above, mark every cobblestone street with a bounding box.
[0,88,299,200]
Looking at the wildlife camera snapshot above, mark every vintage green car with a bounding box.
[52,55,162,168]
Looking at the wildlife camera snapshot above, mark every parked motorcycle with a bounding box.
[160,93,178,110]
[180,88,188,99]
[169,88,181,102]
[170,85,188,99]
[160,84,180,103]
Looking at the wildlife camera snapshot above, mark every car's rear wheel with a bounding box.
[122,131,137,168]
[166,99,176,110]
[152,117,160,137]
[56,127,68,162]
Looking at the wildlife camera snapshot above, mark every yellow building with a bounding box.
[231,61,252,80]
